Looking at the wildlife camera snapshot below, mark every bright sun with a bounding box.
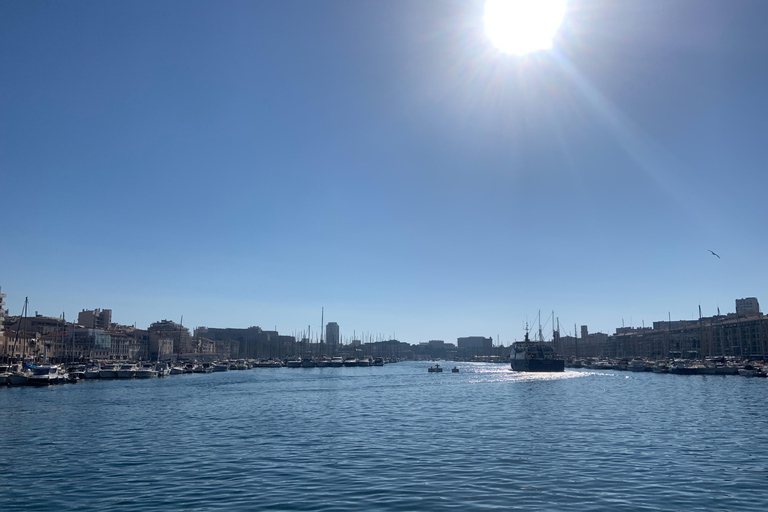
[484,0,567,56]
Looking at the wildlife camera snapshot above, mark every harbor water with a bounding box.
[1,362,767,511]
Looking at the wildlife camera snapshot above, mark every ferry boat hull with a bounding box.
[510,330,565,373]
[511,359,565,372]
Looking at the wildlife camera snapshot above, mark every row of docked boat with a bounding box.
[566,357,768,377]
[283,356,386,368]
[95,362,173,379]
[1,356,392,387]
[0,361,176,386]
[93,360,271,378]
[0,363,69,386]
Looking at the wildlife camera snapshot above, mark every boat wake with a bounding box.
[466,367,615,384]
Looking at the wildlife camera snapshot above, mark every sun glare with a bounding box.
[484,0,567,55]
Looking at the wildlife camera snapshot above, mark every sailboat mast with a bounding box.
[574,323,578,358]
[15,297,29,360]
[538,310,543,342]
[177,316,183,361]
[60,311,65,364]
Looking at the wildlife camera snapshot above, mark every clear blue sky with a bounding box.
[2,0,766,343]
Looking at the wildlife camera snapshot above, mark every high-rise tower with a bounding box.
[325,322,340,354]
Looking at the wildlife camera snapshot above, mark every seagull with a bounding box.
[708,250,721,259]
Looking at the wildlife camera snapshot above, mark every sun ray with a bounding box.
[551,52,701,221]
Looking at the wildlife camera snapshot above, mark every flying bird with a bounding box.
[708,250,721,259]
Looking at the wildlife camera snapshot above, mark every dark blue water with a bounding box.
[2,363,767,511]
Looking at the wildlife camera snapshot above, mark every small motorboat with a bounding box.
[155,362,171,377]
[0,364,12,385]
[213,362,230,372]
[451,367,459,373]
[99,363,119,379]
[8,366,31,386]
[28,365,67,386]
[116,363,137,379]
[68,365,87,381]
[135,362,158,379]
[84,366,101,379]
[428,364,442,373]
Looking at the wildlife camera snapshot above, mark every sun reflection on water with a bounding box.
[460,364,616,384]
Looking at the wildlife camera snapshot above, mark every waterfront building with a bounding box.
[736,297,760,316]
[602,328,697,359]
[77,308,112,329]
[194,325,295,359]
[149,336,175,360]
[6,313,64,337]
[413,340,456,360]
[652,319,700,331]
[195,337,217,356]
[614,326,654,335]
[4,313,67,361]
[61,323,147,362]
[149,320,192,357]
[703,314,767,358]
[593,298,766,360]
[108,326,147,360]
[377,338,412,359]
[457,336,493,357]
[558,330,609,358]
[215,339,234,359]
[70,327,112,360]
[1,308,139,362]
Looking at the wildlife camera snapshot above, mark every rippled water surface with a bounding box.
[2,362,768,511]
